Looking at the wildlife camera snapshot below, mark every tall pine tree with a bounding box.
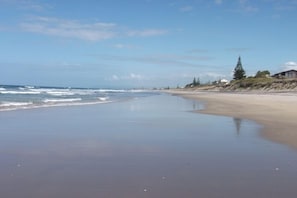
[233,56,246,80]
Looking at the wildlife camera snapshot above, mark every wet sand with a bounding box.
[1,93,297,197]
[168,90,297,150]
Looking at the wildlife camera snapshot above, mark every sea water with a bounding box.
[0,85,154,111]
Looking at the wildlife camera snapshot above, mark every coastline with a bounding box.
[166,89,297,150]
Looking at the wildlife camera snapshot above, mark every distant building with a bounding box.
[272,70,297,78]
[220,79,229,84]
[212,79,229,85]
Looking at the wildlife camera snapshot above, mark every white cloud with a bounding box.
[129,73,143,80]
[282,61,297,70]
[112,43,138,49]
[20,17,117,41]
[271,0,297,11]
[180,5,193,12]
[113,44,126,49]
[164,72,228,85]
[112,75,119,80]
[110,73,144,81]
[95,53,214,69]
[20,2,49,11]
[0,0,51,11]
[215,0,223,5]
[127,29,167,37]
[226,47,251,52]
[238,0,258,12]
[20,16,168,41]
[205,72,226,79]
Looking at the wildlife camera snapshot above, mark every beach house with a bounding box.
[272,70,297,79]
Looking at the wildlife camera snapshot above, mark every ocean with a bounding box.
[0,85,155,111]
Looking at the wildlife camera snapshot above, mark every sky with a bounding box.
[0,0,297,88]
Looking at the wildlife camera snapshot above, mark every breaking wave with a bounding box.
[0,85,156,111]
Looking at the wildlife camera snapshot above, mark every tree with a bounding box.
[192,77,201,87]
[193,77,197,86]
[233,56,246,80]
[255,70,270,78]
[196,77,200,86]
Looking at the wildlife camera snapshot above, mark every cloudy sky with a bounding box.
[1,0,297,88]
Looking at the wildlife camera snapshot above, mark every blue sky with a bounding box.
[1,0,297,88]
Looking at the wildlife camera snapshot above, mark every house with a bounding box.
[272,69,297,79]
[219,79,229,85]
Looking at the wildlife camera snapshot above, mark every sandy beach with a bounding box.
[1,93,297,197]
[168,90,297,150]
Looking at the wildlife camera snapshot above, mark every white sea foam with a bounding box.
[29,88,55,92]
[95,89,128,93]
[67,89,100,96]
[0,100,111,112]
[0,102,33,107]
[36,101,111,110]
[96,89,147,93]
[46,91,76,96]
[0,86,150,112]
[25,86,35,89]
[27,88,73,96]
[19,86,35,90]
[98,97,109,101]
[0,91,41,95]
[43,98,82,103]
[74,90,97,95]
[30,88,97,96]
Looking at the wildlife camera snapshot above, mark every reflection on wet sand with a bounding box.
[233,117,242,135]
[1,94,297,198]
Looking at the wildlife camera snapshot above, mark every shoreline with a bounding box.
[166,89,297,150]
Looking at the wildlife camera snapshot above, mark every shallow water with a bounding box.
[0,93,297,198]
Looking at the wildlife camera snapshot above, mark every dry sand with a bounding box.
[167,90,297,150]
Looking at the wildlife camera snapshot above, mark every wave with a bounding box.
[0,87,146,96]
[43,98,82,103]
[0,86,153,112]
[0,99,111,112]
[18,86,35,90]
[0,90,41,95]
[42,88,138,96]
[98,97,109,101]
[25,86,35,89]
[29,88,96,96]
[46,91,76,96]
[0,102,33,107]
[27,88,73,96]
[95,89,145,93]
